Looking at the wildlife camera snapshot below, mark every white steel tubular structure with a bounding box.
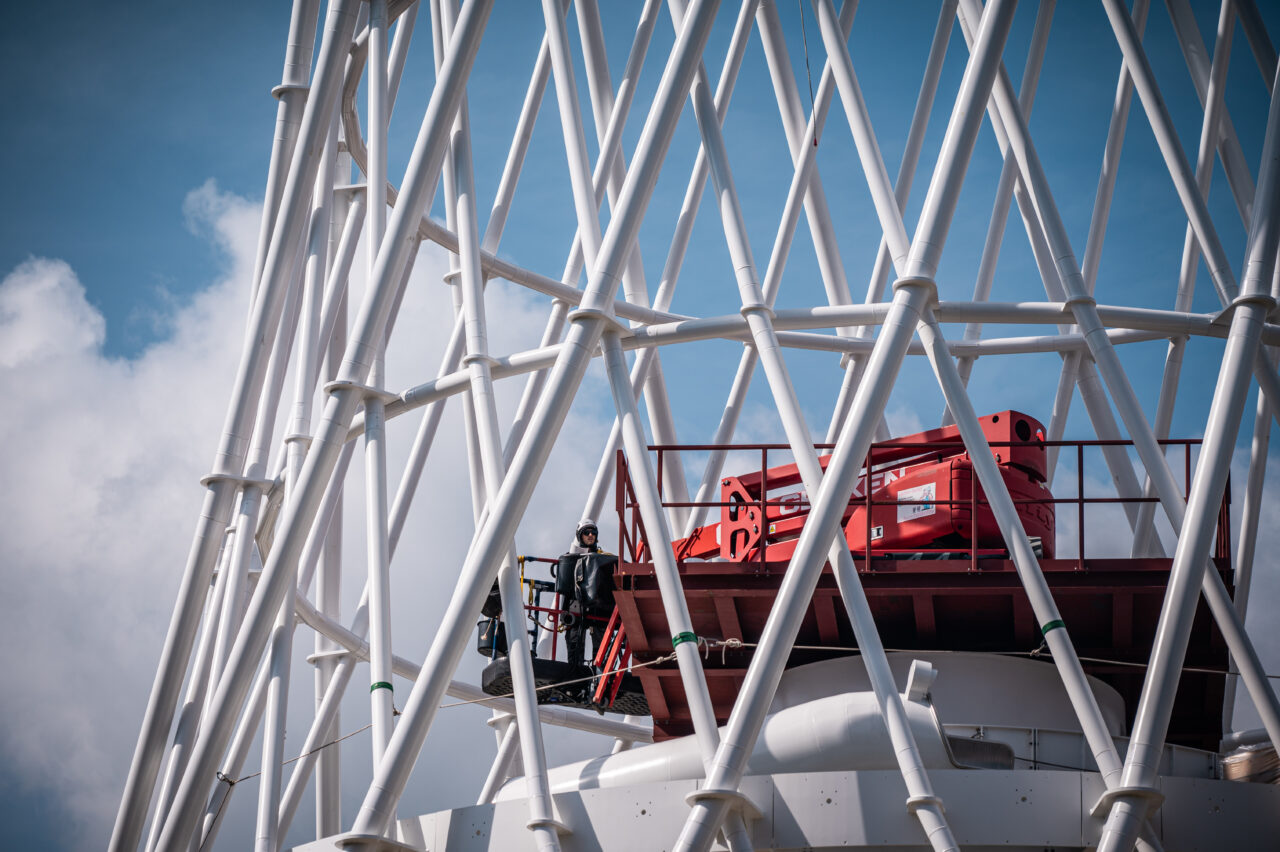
[113,2,1280,851]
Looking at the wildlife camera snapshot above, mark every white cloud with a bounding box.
[0,205,248,844]
[0,258,106,368]
[0,183,619,849]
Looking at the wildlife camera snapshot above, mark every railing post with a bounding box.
[970,446,978,573]
[1077,443,1085,572]
[759,446,768,572]
[864,444,873,567]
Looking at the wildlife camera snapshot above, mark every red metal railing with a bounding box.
[616,438,1230,572]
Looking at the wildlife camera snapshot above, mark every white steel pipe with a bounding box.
[1166,0,1258,223]
[958,0,1280,784]
[1224,376,1276,729]
[673,1,1017,846]
[603,332,755,852]
[345,1,718,838]
[144,568,225,852]
[827,0,954,441]
[251,0,322,298]
[476,718,522,805]
[363,0,396,773]
[947,0,1053,421]
[576,0,691,526]
[917,304,1131,787]
[315,210,348,839]
[1132,0,1234,557]
[110,5,361,848]
[1234,0,1278,85]
[680,0,857,538]
[154,2,491,847]
[580,0,752,530]
[196,659,272,852]
[1099,73,1280,848]
[674,0,955,845]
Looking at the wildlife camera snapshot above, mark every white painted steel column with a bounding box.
[946,0,1052,421]
[755,0,856,339]
[1132,0,1234,557]
[576,0,691,528]
[673,3,1017,849]
[1042,0,1148,481]
[1224,357,1275,730]
[1236,0,1279,85]
[1167,0,1259,223]
[503,0,660,490]
[681,0,857,538]
[144,571,225,852]
[1102,0,1280,415]
[601,333,754,852]
[1099,66,1280,852]
[672,0,956,846]
[917,302,1133,789]
[476,718,521,805]
[257,102,345,852]
[820,0,1139,836]
[577,0,748,531]
[363,0,397,773]
[950,2,1153,537]
[315,194,348,839]
[252,0,322,296]
[197,659,272,851]
[959,0,1280,768]
[110,5,361,849]
[830,0,954,442]
[154,3,490,847]
[435,1,560,845]
[345,1,718,838]
[571,0,672,526]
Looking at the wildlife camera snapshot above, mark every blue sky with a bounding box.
[3,2,1279,850]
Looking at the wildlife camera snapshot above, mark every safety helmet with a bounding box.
[576,518,598,544]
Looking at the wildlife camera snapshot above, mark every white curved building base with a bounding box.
[296,767,1279,851]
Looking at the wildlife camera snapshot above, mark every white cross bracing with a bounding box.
[110,2,1280,851]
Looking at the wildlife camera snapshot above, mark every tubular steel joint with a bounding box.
[461,353,501,368]
[270,83,310,99]
[1214,292,1278,325]
[199,472,275,490]
[683,788,764,820]
[569,307,628,335]
[905,795,945,814]
[892,276,939,305]
[305,649,351,665]
[739,302,777,322]
[323,379,399,404]
[1090,785,1165,819]
[525,817,572,836]
[1064,293,1098,310]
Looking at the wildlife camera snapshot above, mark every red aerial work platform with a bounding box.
[611,412,1233,749]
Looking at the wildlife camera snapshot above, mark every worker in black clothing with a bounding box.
[561,519,616,669]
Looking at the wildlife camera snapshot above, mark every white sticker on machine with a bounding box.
[897,482,936,522]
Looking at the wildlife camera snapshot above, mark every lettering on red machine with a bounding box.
[669,410,1054,563]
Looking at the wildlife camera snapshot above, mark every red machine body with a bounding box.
[671,410,1055,562]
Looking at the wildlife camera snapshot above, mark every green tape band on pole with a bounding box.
[1039,619,1065,636]
[370,681,393,693]
[672,631,698,648]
